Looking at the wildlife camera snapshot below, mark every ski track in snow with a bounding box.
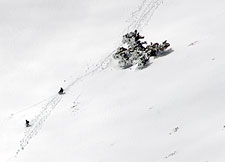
[66,0,165,91]
[6,56,113,162]
[6,0,164,161]
[127,0,164,32]
[7,95,62,161]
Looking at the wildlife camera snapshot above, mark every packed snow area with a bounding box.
[1,0,225,162]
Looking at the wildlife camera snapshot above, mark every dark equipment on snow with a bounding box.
[58,87,65,95]
[25,120,31,127]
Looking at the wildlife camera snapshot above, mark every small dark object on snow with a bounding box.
[58,87,65,95]
[25,120,31,127]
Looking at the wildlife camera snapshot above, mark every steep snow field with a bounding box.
[1,0,225,162]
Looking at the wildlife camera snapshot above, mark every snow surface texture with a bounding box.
[1,0,225,161]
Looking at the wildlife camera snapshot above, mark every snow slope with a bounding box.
[1,0,225,162]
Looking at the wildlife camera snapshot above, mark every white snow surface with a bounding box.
[1,0,225,162]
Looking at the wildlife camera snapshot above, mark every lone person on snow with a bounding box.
[25,120,31,127]
[58,87,65,95]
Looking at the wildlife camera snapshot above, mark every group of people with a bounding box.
[25,87,65,127]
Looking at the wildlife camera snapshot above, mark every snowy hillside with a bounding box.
[1,0,225,162]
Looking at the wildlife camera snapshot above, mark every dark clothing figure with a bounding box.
[26,120,30,127]
[58,87,65,95]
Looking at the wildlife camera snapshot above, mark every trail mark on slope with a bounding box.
[165,151,177,159]
[169,126,179,135]
[188,41,199,46]
[7,95,62,161]
[127,0,164,32]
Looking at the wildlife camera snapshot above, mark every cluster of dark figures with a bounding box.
[113,30,170,68]
[25,87,65,127]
